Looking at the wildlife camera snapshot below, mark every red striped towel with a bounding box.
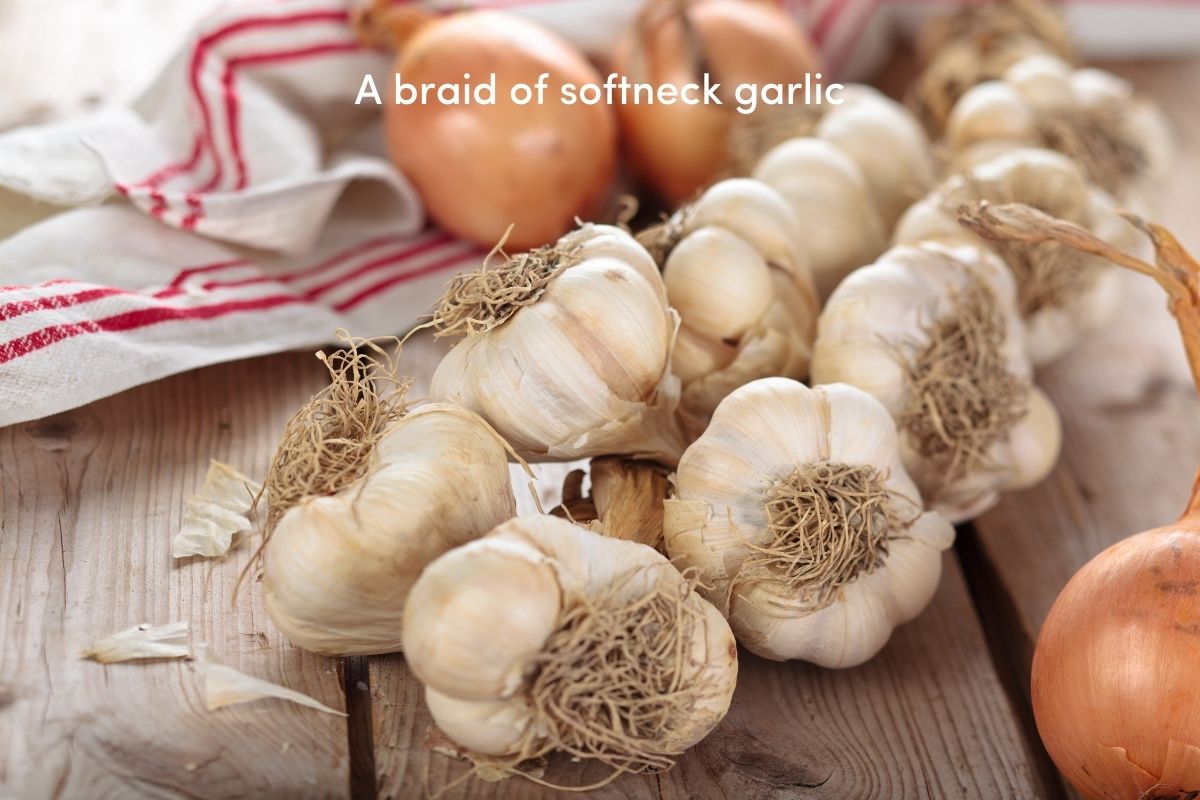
[1,0,1196,427]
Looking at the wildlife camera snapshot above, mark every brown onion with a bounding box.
[364,6,617,251]
[961,201,1200,800]
[612,0,823,204]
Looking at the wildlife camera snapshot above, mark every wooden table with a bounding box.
[2,59,1198,800]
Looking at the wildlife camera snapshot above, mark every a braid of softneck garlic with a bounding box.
[257,332,521,656]
[664,378,955,667]
[429,223,690,465]
[402,515,738,787]
[635,178,820,435]
[733,88,937,300]
[895,147,1138,366]
[810,241,1062,522]
[944,54,1172,211]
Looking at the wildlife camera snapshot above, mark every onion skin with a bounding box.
[383,12,617,251]
[1032,507,1200,800]
[613,0,823,204]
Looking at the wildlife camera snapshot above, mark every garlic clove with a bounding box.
[663,227,775,341]
[945,82,1038,152]
[753,138,887,300]
[424,687,533,756]
[1004,54,1074,109]
[401,535,561,702]
[816,87,935,227]
[683,177,811,280]
[672,323,737,384]
[1004,385,1063,491]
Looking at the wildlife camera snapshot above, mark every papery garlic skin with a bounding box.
[431,224,687,464]
[754,138,888,300]
[664,378,955,668]
[945,55,1172,212]
[811,241,1061,522]
[657,179,819,428]
[895,147,1133,366]
[404,516,739,760]
[263,403,516,656]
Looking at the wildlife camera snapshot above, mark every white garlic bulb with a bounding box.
[403,515,738,775]
[263,401,516,656]
[639,178,819,430]
[946,55,1172,211]
[895,147,1135,365]
[753,138,888,300]
[664,378,955,668]
[430,224,688,464]
[811,241,1061,522]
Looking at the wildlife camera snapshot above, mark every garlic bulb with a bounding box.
[637,178,819,430]
[752,138,888,300]
[403,515,738,778]
[811,241,1061,522]
[664,378,955,667]
[895,147,1134,365]
[945,55,1172,209]
[907,0,1073,133]
[264,402,516,655]
[259,339,517,656]
[430,224,688,464]
[733,85,935,229]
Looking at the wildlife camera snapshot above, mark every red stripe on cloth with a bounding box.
[300,234,456,299]
[196,233,415,292]
[0,287,129,323]
[165,258,254,290]
[221,40,364,191]
[126,8,350,194]
[334,247,478,312]
[0,240,471,364]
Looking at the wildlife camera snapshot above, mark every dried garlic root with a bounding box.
[665,378,955,667]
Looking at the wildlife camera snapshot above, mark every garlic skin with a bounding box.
[895,147,1132,366]
[653,178,819,428]
[946,55,1172,211]
[664,378,955,668]
[263,403,516,656]
[811,241,1061,522]
[753,138,888,300]
[403,515,738,761]
[431,224,688,464]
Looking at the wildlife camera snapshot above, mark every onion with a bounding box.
[612,0,823,204]
[960,201,1200,800]
[364,6,617,251]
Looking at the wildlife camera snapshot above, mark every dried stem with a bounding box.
[958,201,1200,393]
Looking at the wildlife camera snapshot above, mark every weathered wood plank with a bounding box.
[0,353,351,798]
[369,551,1046,800]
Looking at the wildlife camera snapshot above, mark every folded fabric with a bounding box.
[1,0,1196,427]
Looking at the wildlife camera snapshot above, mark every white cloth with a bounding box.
[1,0,1196,426]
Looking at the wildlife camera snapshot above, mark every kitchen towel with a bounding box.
[1,0,1197,426]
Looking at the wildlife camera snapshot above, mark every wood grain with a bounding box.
[0,352,350,798]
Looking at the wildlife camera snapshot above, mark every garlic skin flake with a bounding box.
[403,515,737,772]
[642,178,819,429]
[172,461,260,559]
[664,378,955,668]
[204,660,345,716]
[431,224,688,464]
[263,403,516,656]
[82,621,190,663]
[812,241,1061,522]
[945,55,1172,210]
[895,147,1134,366]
